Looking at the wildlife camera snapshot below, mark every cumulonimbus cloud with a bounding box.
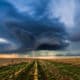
[0,0,70,53]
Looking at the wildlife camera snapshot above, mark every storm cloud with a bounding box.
[0,0,74,53]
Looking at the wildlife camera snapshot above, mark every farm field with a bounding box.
[0,57,80,80]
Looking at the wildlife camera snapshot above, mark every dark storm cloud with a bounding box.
[0,0,69,53]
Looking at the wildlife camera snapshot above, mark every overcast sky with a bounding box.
[0,0,80,56]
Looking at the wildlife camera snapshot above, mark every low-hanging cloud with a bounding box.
[0,0,71,53]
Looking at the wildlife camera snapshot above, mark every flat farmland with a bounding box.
[0,58,32,66]
[0,57,80,80]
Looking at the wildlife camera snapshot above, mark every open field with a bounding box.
[0,58,33,66]
[0,57,80,80]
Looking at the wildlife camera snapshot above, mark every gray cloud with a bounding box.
[0,0,70,53]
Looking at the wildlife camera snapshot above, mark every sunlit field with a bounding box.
[0,57,80,80]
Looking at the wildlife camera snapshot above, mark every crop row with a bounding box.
[0,62,30,80]
[0,60,80,80]
[39,60,80,80]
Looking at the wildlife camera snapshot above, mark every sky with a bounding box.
[0,0,80,56]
